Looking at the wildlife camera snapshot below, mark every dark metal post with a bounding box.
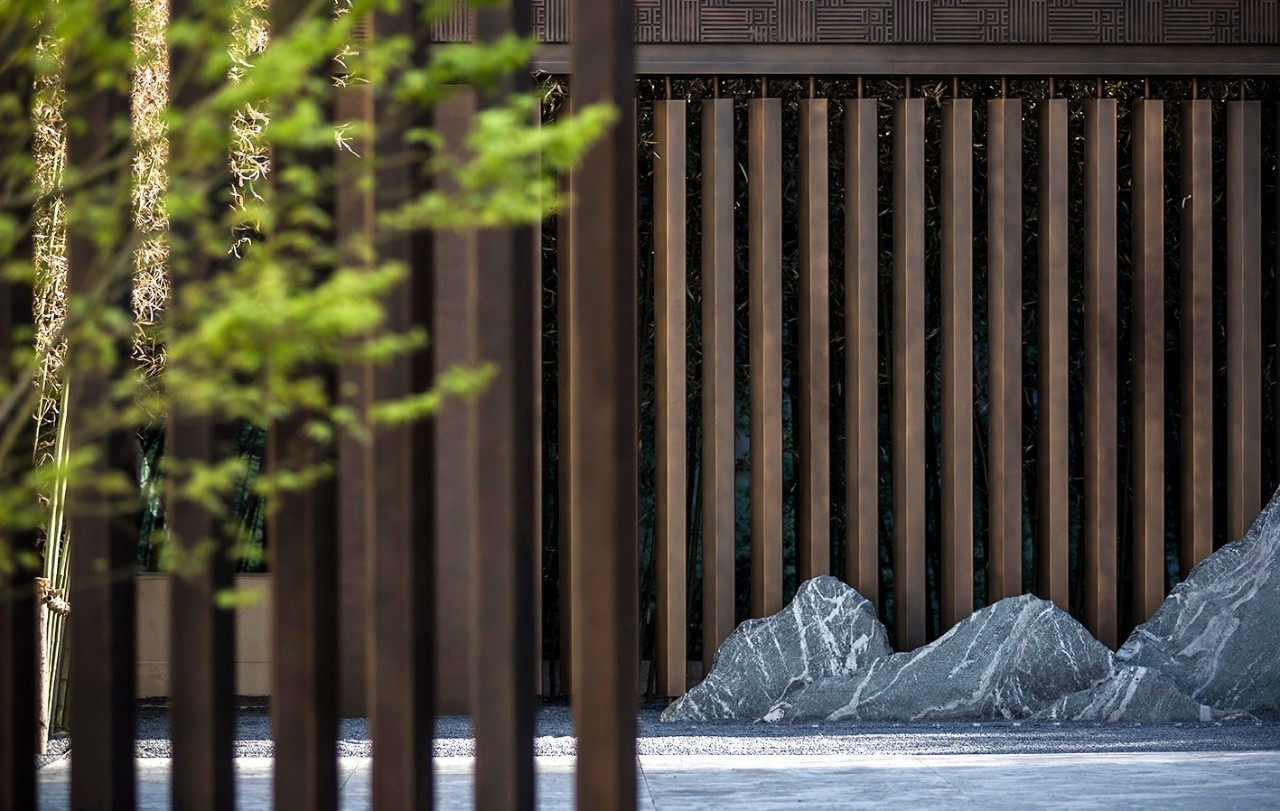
[269,416,339,811]
[335,31,374,722]
[268,2,340,808]
[568,0,638,807]
[367,4,435,807]
[433,88,479,716]
[167,3,238,807]
[65,4,137,807]
[0,311,37,811]
[472,1,537,807]
[0,37,37,810]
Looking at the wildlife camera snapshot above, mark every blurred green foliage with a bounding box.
[0,0,611,582]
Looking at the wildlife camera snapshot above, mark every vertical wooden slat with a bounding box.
[1037,98,1070,611]
[797,98,831,581]
[1132,99,1165,624]
[65,6,136,806]
[169,0,236,792]
[748,97,783,618]
[1227,100,1262,541]
[433,89,478,717]
[1179,99,1213,576]
[845,98,879,607]
[556,107,573,696]
[369,7,433,809]
[568,0,638,806]
[986,98,1023,602]
[940,98,973,630]
[701,98,735,662]
[653,99,687,697]
[0,45,36,811]
[472,7,537,808]
[892,98,926,650]
[1083,99,1119,649]
[268,6,340,808]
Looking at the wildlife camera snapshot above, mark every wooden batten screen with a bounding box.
[545,76,1280,694]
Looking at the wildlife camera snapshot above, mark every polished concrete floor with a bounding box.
[37,750,1280,809]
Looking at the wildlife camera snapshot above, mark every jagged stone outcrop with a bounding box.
[1118,488,1280,717]
[768,594,1114,723]
[1036,665,1244,723]
[659,576,890,722]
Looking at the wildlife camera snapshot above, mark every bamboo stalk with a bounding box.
[38,382,72,748]
[35,580,48,755]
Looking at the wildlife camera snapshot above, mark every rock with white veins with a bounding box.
[659,576,891,722]
[771,594,1115,723]
[1117,488,1280,717]
[1036,665,1244,723]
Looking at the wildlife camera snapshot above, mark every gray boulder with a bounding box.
[1117,488,1280,717]
[660,576,890,722]
[771,594,1114,723]
[1036,665,1243,723]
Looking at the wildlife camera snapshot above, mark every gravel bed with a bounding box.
[111,700,1280,760]
[36,736,70,768]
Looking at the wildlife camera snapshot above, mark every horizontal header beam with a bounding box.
[534,44,1280,76]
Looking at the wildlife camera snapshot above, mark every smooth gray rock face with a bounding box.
[771,594,1114,723]
[1117,488,1280,717]
[1036,666,1239,723]
[659,576,890,722]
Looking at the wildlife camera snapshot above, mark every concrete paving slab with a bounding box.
[914,752,1280,810]
[36,750,1280,809]
[36,756,647,811]
[38,758,364,811]
[635,752,1280,810]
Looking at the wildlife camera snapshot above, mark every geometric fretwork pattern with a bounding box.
[517,0,1278,44]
